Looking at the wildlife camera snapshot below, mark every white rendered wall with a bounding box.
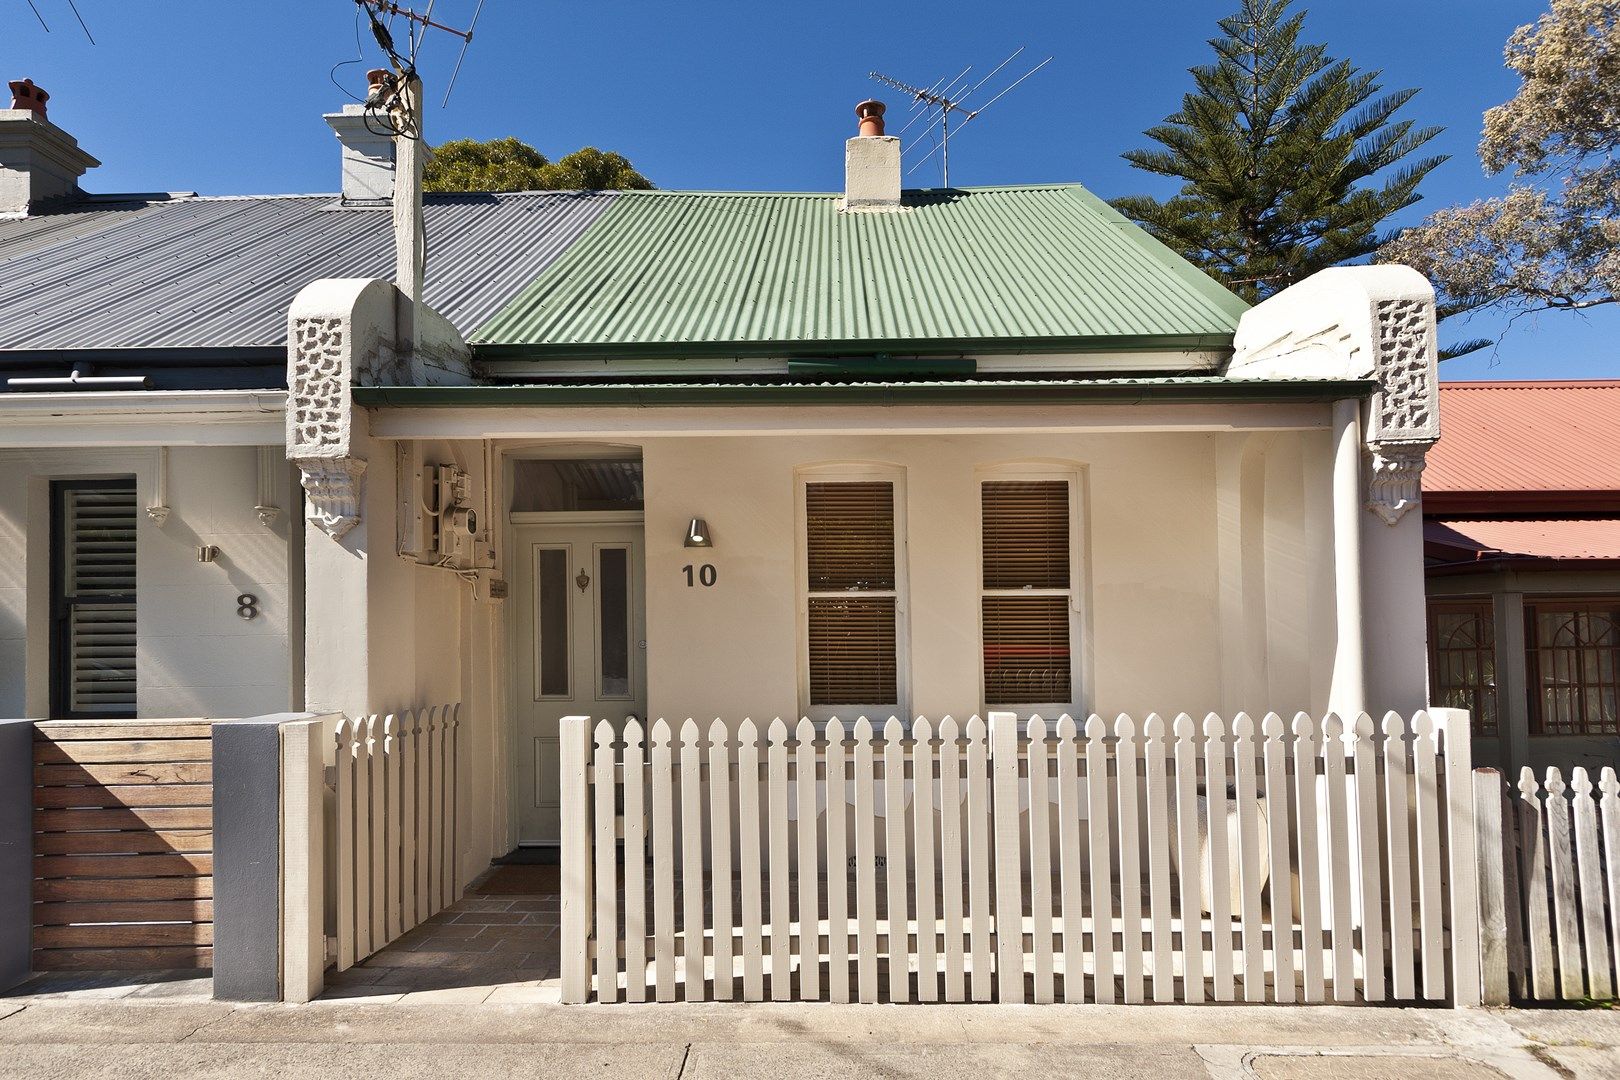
[626,430,1334,726]
[362,425,1339,872]
[0,445,295,719]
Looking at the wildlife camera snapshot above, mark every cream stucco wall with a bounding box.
[332,423,1341,872]
[621,429,1334,726]
[0,445,297,719]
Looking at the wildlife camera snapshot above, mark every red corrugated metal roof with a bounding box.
[1426,518,1620,561]
[1425,381,1620,494]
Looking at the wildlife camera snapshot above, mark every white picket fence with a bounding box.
[1475,765,1620,1004]
[559,708,1480,1005]
[332,704,463,969]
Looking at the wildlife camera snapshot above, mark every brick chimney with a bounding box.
[844,99,900,210]
[323,72,396,203]
[1,79,100,216]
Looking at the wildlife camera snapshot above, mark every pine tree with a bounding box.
[1113,0,1445,302]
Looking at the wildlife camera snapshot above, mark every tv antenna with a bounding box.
[355,0,486,108]
[869,48,1052,188]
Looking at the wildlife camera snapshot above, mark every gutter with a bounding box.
[0,346,285,367]
[469,333,1238,364]
[353,378,1376,409]
[0,389,286,418]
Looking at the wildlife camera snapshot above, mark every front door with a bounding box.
[512,520,647,846]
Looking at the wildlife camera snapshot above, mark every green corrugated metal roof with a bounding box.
[471,185,1249,358]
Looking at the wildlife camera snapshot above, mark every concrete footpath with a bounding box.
[0,998,1616,1079]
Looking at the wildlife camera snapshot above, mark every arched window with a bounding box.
[1425,601,1498,735]
[1526,598,1620,736]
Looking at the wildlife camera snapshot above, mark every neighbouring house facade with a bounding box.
[4,84,1472,1000]
[1423,380,1620,777]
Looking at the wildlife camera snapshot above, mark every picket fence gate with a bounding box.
[332,704,462,969]
[559,709,1480,1006]
[1474,765,1620,1004]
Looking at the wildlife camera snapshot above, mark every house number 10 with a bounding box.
[682,564,717,588]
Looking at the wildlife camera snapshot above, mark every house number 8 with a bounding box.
[237,593,259,620]
[682,564,717,588]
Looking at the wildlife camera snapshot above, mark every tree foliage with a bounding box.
[1380,0,1619,353]
[1113,0,1445,302]
[423,137,653,193]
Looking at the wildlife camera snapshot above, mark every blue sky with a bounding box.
[6,0,1615,380]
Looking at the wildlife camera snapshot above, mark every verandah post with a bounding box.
[560,714,594,1003]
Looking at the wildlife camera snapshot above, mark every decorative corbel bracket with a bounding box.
[1365,443,1428,525]
[285,279,395,541]
[1363,296,1438,525]
[254,445,282,528]
[295,456,367,540]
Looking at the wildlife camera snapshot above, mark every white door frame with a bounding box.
[505,508,647,848]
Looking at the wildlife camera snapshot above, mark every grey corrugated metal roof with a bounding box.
[0,190,618,350]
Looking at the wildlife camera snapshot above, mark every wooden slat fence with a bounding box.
[331,704,462,969]
[1474,765,1620,1004]
[560,708,1480,1005]
[32,719,215,971]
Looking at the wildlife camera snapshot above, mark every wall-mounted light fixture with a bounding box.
[197,545,220,563]
[684,517,712,548]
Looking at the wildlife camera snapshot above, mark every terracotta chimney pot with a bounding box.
[9,78,49,119]
[855,99,887,138]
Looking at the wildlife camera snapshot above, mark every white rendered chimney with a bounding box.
[844,99,900,209]
[0,78,99,216]
[323,72,397,203]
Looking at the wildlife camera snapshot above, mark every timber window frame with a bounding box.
[976,465,1085,717]
[795,465,910,723]
[1426,598,1499,735]
[1524,596,1620,737]
[50,477,138,720]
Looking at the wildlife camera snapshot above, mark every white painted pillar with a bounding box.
[1329,399,1366,719]
[1359,463,1431,716]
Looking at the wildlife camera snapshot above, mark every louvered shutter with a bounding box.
[55,482,137,717]
[981,480,1072,706]
[805,481,898,707]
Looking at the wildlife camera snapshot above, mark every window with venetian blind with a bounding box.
[804,480,900,710]
[981,479,1074,707]
[1526,598,1620,736]
[52,479,138,719]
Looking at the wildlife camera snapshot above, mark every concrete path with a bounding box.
[0,998,1615,1079]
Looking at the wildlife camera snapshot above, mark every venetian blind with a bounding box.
[805,481,898,706]
[982,481,1069,589]
[60,484,137,716]
[981,480,1071,705]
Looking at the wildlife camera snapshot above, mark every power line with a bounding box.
[63,0,93,43]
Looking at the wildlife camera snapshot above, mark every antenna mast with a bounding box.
[869,50,1052,188]
[868,70,967,188]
